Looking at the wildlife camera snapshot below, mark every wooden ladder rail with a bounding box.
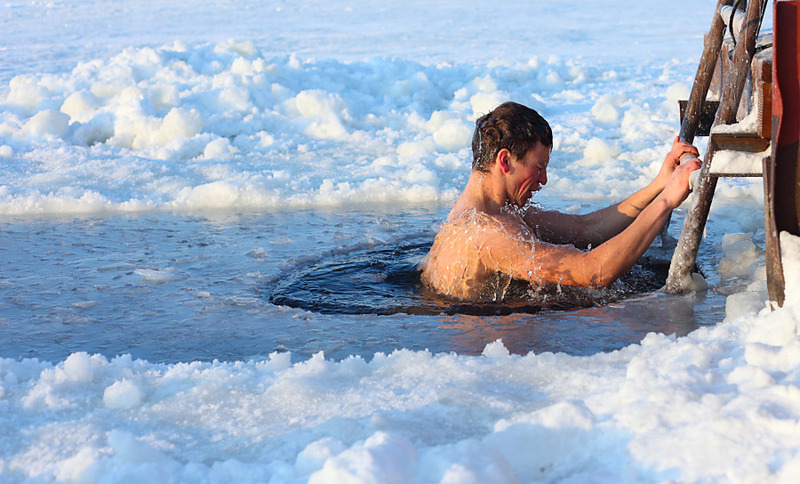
[679,0,731,146]
[665,0,770,293]
[658,0,732,249]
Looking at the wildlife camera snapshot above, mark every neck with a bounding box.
[452,169,509,217]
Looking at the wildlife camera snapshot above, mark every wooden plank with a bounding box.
[679,100,720,137]
[710,132,771,152]
[764,154,786,306]
[753,52,773,138]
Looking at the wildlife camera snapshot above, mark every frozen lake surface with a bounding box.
[2,206,730,364]
[2,1,800,483]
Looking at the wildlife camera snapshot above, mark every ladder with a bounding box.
[664,0,800,307]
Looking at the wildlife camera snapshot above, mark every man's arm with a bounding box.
[523,138,699,249]
[524,182,663,249]
[486,158,701,288]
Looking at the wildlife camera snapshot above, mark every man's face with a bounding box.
[508,142,550,207]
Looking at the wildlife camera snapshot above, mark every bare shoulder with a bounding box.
[519,203,585,246]
[446,208,533,243]
[421,208,536,300]
[422,208,525,268]
[520,203,566,228]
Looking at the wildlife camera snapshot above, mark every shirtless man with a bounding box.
[420,101,701,301]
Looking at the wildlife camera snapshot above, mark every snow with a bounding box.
[710,110,762,135]
[1,0,798,483]
[710,148,770,175]
[3,284,800,483]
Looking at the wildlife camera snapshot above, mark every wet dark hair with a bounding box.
[471,101,553,172]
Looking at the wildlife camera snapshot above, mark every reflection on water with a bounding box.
[268,233,727,356]
[439,290,715,356]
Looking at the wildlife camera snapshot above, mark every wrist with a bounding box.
[654,192,679,211]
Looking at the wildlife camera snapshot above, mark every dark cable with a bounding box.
[729,0,745,47]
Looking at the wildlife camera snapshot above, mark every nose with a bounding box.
[539,168,547,186]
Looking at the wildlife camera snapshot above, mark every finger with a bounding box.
[683,144,700,155]
[675,142,699,154]
[682,158,701,172]
[673,159,699,176]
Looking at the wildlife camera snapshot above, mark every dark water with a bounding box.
[268,237,675,316]
[0,207,730,363]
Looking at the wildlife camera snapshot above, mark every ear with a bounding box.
[496,149,512,174]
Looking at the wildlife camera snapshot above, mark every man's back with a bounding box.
[420,208,531,301]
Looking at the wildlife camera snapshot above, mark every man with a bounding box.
[420,101,701,301]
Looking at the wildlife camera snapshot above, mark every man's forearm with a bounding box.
[581,197,672,287]
[577,180,663,246]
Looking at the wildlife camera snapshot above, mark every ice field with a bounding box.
[1,1,800,482]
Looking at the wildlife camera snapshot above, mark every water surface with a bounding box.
[0,206,728,363]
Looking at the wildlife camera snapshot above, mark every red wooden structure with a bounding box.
[766,0,800,305]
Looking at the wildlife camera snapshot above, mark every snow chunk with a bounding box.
[6,75,54,115]
[482,339,510,360]
[711,110,760,135]
[72,112,115,146]
[134,268,184,283]
[664,82,690,112]
[718,233,760,280]
[61,90,102,123]
[428,111,471,151]
[245,247,269,261]
[591,93,625,125]
[103,379,143,409]
[710,149,768,175]
[22,110,70,139]
[578,137,621,166]
[308,432,417,484]
[780,232,800,303]
[290,90,349,140]
[202,137,239,160]
[63,352,95,383]
[108,430,170,464]
[296,438,347,476]
[470,92,506,119]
